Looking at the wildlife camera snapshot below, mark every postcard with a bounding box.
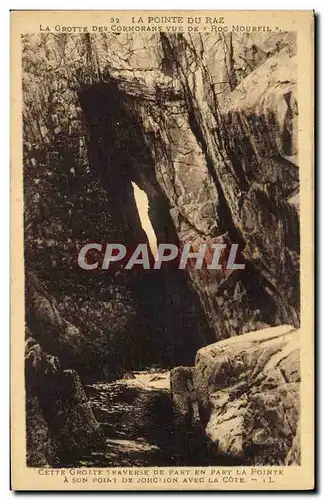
[10,10,314,490]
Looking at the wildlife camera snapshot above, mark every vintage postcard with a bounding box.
[10,10,314,491]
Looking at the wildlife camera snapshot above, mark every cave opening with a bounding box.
[78,81,213,371]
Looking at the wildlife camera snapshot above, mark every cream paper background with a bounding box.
[10,10,314,491]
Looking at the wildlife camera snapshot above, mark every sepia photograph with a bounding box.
[10,10,314,491]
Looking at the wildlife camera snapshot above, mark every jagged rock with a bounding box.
[285,423,300,465]
[170,366,208,464]
[222,51,298,165]
[25,273,86,364]
[201,32,296,100]
[170,366,196,418]
[26,392,58,467]
[193,325,300,465]
[22,30,301,469]
[22,31,299,359]
[25,335,105,466]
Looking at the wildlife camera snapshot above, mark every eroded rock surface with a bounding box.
[23,31,299,359]
[177,325,300,465]
[25,333,105,466]
[22,31,300,467]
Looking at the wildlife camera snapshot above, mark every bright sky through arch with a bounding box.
[131,181,157,257]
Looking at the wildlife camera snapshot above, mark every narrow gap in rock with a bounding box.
[131,181,157,257]
[69,82,216,465]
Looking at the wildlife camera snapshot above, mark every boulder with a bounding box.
[193,325,300,465]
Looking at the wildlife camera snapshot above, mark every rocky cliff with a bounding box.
[23,31,299,367]
[22,31,300,466]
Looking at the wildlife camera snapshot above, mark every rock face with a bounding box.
[170,366,209,465]
[22,32,300,466]
[171,325,300,466]
[23,31,299,366]
[25,333,105,466]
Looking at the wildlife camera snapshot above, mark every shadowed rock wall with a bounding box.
[22,31,300,468]
[23,32,299,365]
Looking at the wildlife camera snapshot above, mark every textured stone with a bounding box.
[170,366,197,419]
[23,31,299,356]
[22,29,301,469]
[25,335,105,466]
[26,392,58,467]
[193,325,300,465]
[170,366,208,465]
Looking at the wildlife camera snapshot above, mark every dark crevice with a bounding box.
[77,81,213,369]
